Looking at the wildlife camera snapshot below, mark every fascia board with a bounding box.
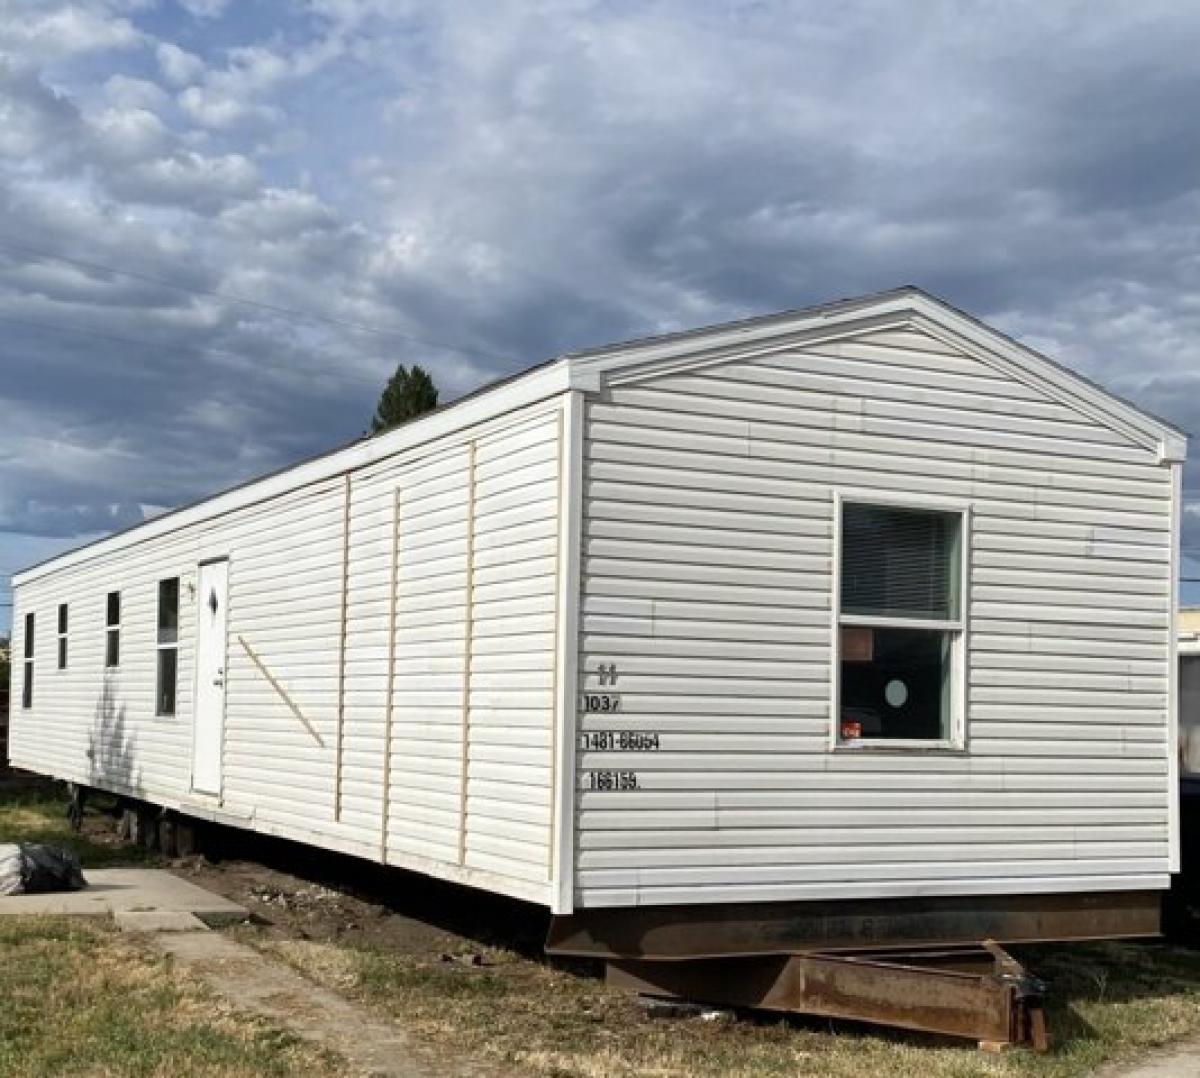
[596,312,915,388]
[572,296,918,380]
[14,360,574,587]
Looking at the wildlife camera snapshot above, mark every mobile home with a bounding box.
[9,288,1184,955]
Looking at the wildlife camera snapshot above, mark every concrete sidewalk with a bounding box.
[151,926,440,1077]
[0,868,247,922]
[1097,1038,1200,1077]
[0,867,444,1074]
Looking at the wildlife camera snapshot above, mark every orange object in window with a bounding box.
[841,625,874,662]
[841,719,863,740]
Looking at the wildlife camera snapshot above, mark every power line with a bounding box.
[0,235,520,367]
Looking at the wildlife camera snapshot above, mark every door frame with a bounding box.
[191,555,230,798]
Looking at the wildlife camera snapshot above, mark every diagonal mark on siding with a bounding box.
[237,635,325,748]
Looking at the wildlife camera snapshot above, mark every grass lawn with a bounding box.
[10,785,1200,1076]
[0,791,342,1076]
[0,784,153,868]
[0,917,340,1078]
[254,928,1200,1077]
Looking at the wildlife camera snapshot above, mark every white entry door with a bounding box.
[192,558,229,795]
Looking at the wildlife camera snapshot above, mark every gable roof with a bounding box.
[567,285,1187,461]
[14,286,1186,586]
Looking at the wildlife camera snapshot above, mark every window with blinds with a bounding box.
[840,503,960,621]
[837,499,965,745]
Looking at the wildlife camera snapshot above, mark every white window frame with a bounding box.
[21,611,34,709]
[105,590,121,669]
[57,603,68,671]
[829,489,971,752]
[156,577,180,717]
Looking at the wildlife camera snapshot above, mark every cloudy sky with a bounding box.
[2,0,1200,630]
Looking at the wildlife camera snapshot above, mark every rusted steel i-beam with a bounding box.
[547,890,1160,960]
[607,941,1049,1051]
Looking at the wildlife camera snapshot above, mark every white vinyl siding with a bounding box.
[576,325,1172,908]
[8,291,1180,918]
[9,399,566,907]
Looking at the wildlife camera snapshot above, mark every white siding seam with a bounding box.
[458,441,478,866]
[553,392,585,914]
[827,491,842,752]
[547,407,563,882]
[334,471,351,822]
[380,486,401,862]
[1169,460,1182,871]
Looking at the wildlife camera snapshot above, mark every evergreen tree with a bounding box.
[370,364,439,434]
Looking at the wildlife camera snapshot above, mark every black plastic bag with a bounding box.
[0,843,86,895]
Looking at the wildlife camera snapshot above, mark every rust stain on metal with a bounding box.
[547,890,1160,960]
[548,892,1143,1051]
[609,941,1048,1051]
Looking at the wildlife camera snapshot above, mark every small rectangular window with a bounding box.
[156,578,179,715]
[158,578,179,644]
[21,612,33,709]
[105,590,120,668]
[837,499,965,746]
[57,603,68,670]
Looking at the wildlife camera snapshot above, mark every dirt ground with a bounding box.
[67,781,553,972]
